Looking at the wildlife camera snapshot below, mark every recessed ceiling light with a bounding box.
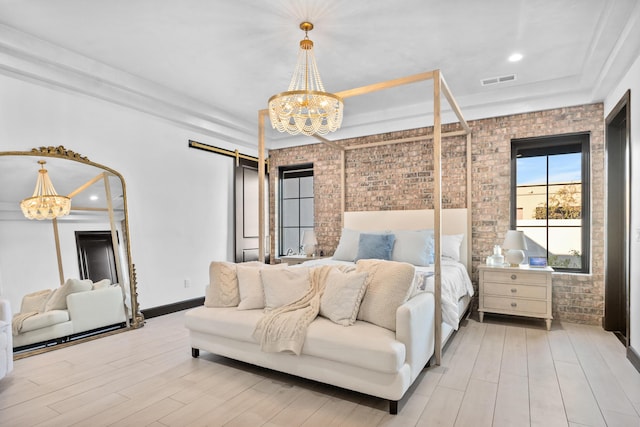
[509,53,523,62]
[90,195,99,201]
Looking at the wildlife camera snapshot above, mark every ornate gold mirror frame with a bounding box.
[0,146,143,358]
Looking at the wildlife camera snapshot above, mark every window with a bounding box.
[279,164,314,256]
[511,133,590,273]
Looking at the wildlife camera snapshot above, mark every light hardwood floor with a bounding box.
[1,311,639,426]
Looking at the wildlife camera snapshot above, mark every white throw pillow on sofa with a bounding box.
[20,289,52,314]
[204,261,239,307]
[45,278,92,311]
[320,269,369,326]
[355,259,415,331]
[236,263,287,310]
[92,279,111,290]
[261,267,311,311]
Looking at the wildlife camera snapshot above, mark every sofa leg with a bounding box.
[191,347,199,358]
[389,400,398,415]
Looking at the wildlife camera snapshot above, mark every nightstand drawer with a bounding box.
[483,270,548,285]
[483,296,548,314]
[483,282,547,299]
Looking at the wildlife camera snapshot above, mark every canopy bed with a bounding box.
[187,68,472,414]
[257,69,472,365]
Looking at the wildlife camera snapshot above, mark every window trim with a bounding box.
[278,163,314,257]
[510,133,590,273]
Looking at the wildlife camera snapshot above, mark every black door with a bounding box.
[234,158,269,263]
[604,90,630,346]
[75,231,119,284]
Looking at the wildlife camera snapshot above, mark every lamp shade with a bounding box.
[502,230,527,250]
[302,230,317,246]
[503,230,527,266]
[302,230,317,256]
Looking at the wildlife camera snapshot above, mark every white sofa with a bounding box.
[0,298,13,380]
[185,290,435,414]
[13,286,127,348]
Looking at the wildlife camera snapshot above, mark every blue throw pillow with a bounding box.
[355,233,396,261]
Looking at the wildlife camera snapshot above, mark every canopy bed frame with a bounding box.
[257,69,472,365]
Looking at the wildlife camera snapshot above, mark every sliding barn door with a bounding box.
[234,158,269,263]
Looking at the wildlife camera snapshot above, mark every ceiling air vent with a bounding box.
[481,74,516,86]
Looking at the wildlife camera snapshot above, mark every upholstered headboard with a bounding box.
[343,208,470,271]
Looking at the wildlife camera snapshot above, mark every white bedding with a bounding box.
[299,258,474,330]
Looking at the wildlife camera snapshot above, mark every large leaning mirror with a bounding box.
[0,146,143,358]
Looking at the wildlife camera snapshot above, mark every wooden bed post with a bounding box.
[258,109,266,263]
[433,70,443,366]
[52,217,64,285]
[466,133,473,268]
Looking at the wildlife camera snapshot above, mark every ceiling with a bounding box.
[0,154,125,221]
[0,0,639,150]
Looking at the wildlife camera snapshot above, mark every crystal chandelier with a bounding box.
[20,160,71,220]
[268,22,343,136]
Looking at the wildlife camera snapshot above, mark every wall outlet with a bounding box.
[184,279,191,288]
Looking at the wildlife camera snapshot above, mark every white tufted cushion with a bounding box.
[261,267,311,311]
[355,259,415,331]
[320,269,369,326]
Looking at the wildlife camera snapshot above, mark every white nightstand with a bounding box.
[478,264,554,330]
[279,255,328,265]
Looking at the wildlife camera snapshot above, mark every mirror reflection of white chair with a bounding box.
[0,299,13,380]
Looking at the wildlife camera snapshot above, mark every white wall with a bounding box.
[604,52,640,358]
[0,74,249,310]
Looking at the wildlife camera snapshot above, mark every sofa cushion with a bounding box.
[304,317,405,374]
[237,263,287,310]
[356,259,415,331]
[204,261,239,308]
[20,289,52,313]
[261,267,311,311]
[92,279,111,290]
[45,278,92,311]
[20,310,70,333]
[184,306,406,375]
[319,269,369,326]
[185,306,263,343]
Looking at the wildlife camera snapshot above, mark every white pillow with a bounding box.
[442,234,464,262]
[92,279,111,290]
[332,228,360,261]
[355,259,415,331]
[45,278,92,311]
[20,289,52,314]
[320,269,369,326]
[236,263,287,310]
[391,229,433,266]
[204,261,239,307]
[261,267,311,311]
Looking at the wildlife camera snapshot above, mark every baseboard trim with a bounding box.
[141,297,204,319]
[628,346,640,373]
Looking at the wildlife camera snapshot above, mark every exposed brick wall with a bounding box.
[268,103,604,325]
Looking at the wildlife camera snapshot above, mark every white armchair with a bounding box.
[0,298,13,380]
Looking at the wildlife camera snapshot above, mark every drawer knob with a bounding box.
[511,288,517,293]
[511,274,517,280]
[511,302,517,308]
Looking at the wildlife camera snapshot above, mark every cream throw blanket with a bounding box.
[253,265,344,355]
[12,311,38,336]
